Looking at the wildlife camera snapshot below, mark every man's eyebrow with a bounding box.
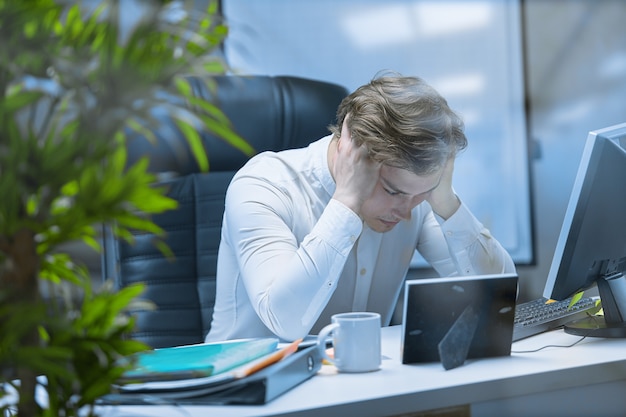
[380,176,440,196]
[380,177,408,194]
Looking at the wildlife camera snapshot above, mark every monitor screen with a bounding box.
[543,122,626,338]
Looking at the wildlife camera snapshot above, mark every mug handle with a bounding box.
[317,322,339,365]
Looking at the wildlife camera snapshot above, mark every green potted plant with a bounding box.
[0,0,251,415]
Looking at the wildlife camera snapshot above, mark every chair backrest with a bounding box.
[102,75,349,348]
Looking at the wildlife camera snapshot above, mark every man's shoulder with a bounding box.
[239,148,305,178]
[236,135,329,180]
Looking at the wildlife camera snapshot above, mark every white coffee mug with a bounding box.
[317,312,381,373]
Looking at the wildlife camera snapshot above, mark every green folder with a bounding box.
[120,338,279,383]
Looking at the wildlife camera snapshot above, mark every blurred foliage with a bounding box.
[0,0,245,415]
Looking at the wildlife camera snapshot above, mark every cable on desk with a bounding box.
[511,335,587,354]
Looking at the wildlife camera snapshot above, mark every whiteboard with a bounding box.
[222,0,532,266]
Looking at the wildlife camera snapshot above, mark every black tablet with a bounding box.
[401,273,518,370]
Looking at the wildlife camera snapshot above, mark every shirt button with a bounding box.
[350,235,356,243]
[360,268,367,276]
[446,231,453,236]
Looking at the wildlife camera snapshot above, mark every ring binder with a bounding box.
[98,345,322,405]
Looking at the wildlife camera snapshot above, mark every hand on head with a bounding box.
[426,156,460,220]
[331,121,381,217]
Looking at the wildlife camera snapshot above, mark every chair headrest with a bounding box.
[126,75,349,175]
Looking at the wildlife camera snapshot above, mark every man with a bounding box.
[206,74,515,343]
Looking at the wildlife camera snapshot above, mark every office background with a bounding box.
[73,0,626,307]
[518,0,625,301]
[223,0,532,271]
[218,0,626,305]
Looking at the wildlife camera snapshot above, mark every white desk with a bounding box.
[98,326,626,417]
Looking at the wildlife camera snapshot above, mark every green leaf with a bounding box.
[175,118,209,171]
[126,118,158,144]
[2,88,43,111]
[154,239,175,259]
[202,114,256,156]
[568,291,584,310]
[174,77,192,97]
[82,234,101,252]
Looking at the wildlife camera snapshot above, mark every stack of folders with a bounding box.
[98,337,322,406]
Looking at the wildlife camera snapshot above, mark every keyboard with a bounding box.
[512,296,599,341]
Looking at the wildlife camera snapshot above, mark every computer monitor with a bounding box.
[543,122,626,338]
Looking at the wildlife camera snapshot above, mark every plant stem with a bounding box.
[2,229,41,417]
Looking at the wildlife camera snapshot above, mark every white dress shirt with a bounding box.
[206,135,516,342]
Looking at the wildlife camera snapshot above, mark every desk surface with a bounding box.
[98,326,626,417]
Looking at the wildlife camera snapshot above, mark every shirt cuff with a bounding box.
[436,202,485,249]
[312,199,363,256]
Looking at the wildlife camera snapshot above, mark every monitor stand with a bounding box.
[565,315,626,338]
[566,272,626,338]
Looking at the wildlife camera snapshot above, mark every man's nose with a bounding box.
[394,198,420,221]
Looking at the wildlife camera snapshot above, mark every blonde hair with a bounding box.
[328,74,467,176]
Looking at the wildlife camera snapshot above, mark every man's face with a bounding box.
[360,164,442,233]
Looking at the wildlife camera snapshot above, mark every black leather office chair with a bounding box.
[101,75,349,348]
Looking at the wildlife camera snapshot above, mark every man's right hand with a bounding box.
[331,120,381,217]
